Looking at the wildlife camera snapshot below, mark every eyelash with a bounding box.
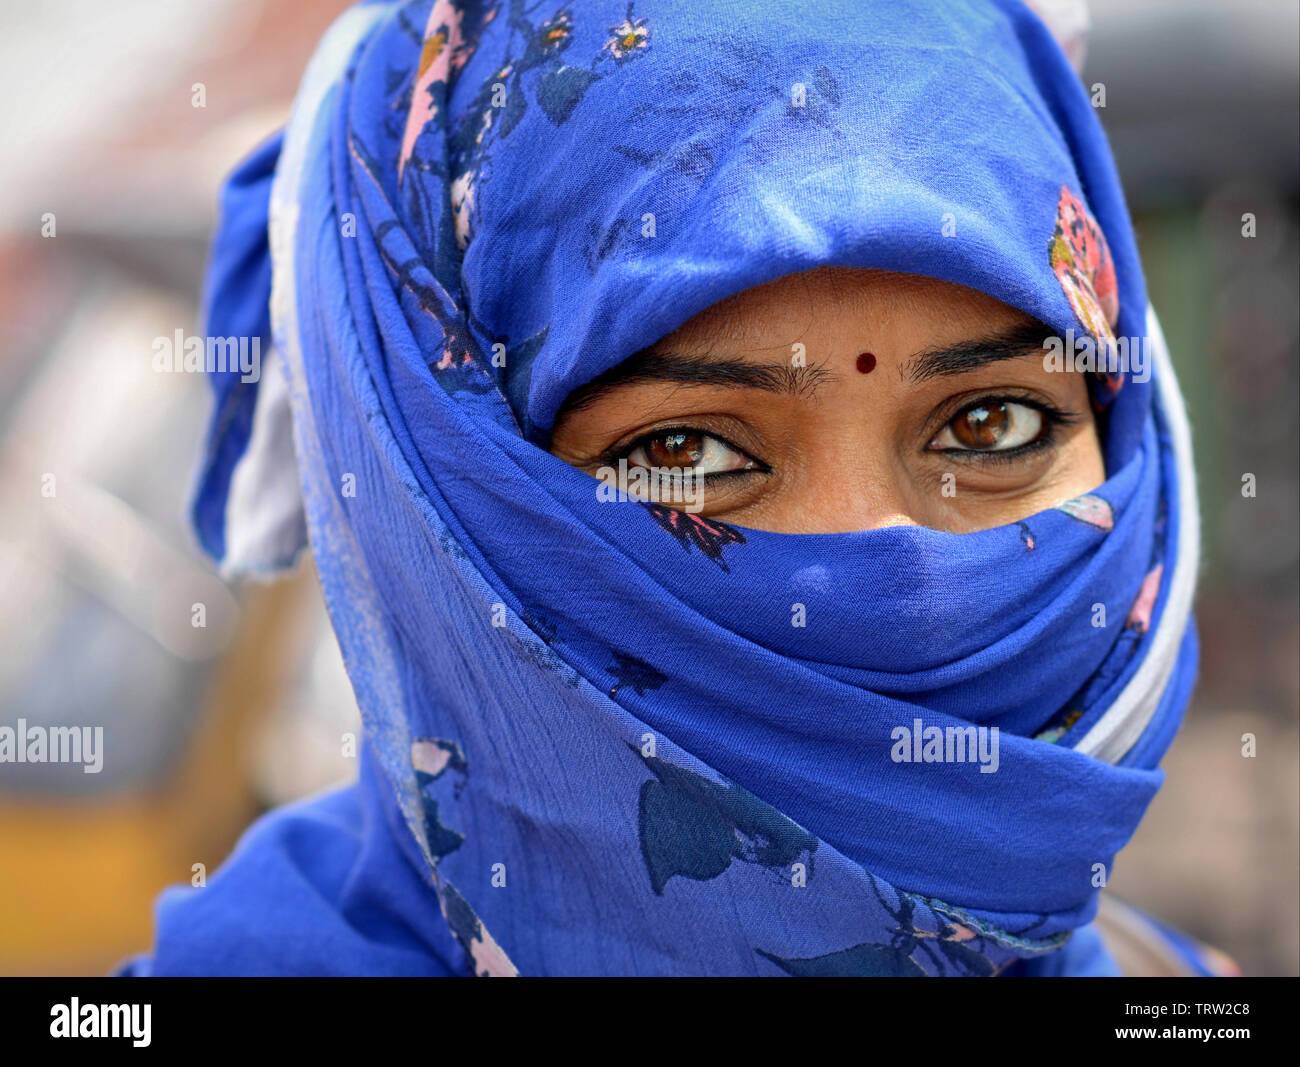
[604,394,1080,476]
[601,425,768,482]
[927,394,1080,466]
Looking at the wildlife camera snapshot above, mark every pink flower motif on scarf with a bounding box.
[1049,185,1119,343]
[399,0,490,182]
[1125,564,1164,635]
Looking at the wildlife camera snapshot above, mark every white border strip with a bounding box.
[1075,305,1201,763]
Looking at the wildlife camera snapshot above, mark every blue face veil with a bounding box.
[130,0,1207,976]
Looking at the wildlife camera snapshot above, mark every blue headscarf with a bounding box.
[126,0,1205,976]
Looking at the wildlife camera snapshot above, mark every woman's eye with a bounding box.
[930,400,1045,452]
[625,430,756,475]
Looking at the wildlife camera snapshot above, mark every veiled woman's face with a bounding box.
[550,267,1106,534]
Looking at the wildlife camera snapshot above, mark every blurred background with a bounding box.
[0,0,1295,976]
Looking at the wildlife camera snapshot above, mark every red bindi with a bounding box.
[855,351,877,374]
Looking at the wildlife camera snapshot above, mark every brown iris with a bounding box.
[950,402,1009,449]
[644,431,705,467]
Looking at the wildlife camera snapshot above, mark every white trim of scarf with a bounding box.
[264,3,521,976]
[1075,305,1201,763]
[221,345,305,577]
[1022,0,1091,72]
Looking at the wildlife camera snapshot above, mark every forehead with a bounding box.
[658,268,1034,353]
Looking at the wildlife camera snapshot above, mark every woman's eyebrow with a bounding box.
[560,347,837,413]
[902,322,1057,384]
[560,320,1054,414]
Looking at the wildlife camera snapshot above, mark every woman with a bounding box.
[121,0,1236,976]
